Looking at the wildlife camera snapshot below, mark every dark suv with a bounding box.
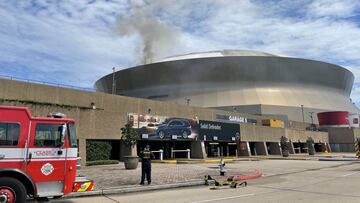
[156,119,192,139]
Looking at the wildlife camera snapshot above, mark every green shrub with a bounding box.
[86,160,119,166]
[86,140,112,161]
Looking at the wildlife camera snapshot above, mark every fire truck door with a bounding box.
[26,123,67,197]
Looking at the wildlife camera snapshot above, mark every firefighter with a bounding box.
[139,145,155,185]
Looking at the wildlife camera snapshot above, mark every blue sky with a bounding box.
[1,0,360,104]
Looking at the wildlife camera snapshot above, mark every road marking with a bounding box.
[188,194,255,203]
[342,172,358,177]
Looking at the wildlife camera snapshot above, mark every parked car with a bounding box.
[156,119,192,139]
[139,123,159,134]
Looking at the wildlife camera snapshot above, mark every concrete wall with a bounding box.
[0,78,333,164]
[0,78,262,165]
[285,129,329,143]
[238,124,328,143]
[328,128,355,144]
[261,105,323,124]
[240,124,285,142]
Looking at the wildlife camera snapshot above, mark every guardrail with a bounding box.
[171,148,190,159]
[294,147,308,153]
[151,149,164,160]
[0,74,96,92]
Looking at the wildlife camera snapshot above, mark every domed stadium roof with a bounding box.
[95,49,358,122]
[155,50,278,63]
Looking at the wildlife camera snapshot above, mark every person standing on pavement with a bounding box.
[139,145,155,185]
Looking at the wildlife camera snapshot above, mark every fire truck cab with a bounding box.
[0,106,93,203]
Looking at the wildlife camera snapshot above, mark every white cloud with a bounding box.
[1,0,360,106]
[306,0,360,18]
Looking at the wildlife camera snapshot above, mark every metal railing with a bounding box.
[0,74,96,92]
[151,150,164,160]
[171,148,191,159]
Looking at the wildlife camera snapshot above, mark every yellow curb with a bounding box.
[252,156,308,160]
[152,158,237,164]
[152,160,177,164]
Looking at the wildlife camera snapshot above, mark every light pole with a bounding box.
[185,98,191,106]
[112,67,116,94]
[301,105,305,123]
[309,111,315,131]
[309,112,314,125]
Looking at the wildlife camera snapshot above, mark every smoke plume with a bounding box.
[115,0,180,64]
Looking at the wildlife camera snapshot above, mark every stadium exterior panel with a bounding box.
[95,50,358,123]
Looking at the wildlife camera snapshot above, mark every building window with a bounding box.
[0,123,20,146]
[35,124,62,147]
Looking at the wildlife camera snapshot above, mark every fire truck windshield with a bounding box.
[68,122,77,147]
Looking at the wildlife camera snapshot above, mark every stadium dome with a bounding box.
[95,50,358,122]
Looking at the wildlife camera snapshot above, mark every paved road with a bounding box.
[39,160,360,203]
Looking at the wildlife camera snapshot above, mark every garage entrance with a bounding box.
[249,142,267,156]
[137,140,191,159]
[293,142,308,153]
[205,142,238,157]
[266,142,282,155]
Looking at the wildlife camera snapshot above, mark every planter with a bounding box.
[282,149,289,157]
[123,156,139,170]
[307,143,315,155]
[308,148,315,155]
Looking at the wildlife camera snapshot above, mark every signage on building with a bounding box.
[128,113,199,141]
[215,114,257,124]
[199,120,240,141]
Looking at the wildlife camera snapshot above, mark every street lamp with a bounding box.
[112,67,116,94]
[301,105,305,123]
[309,112,314,125]
[185,98,191,106]
[309,112,315,131]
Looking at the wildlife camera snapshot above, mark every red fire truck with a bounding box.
[0,106,93,202]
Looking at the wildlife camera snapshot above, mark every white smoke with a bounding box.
[115,0,180,64]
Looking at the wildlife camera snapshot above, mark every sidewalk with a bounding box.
[69,154,358,198]
[77,153,357,190]
[77,161,259,190]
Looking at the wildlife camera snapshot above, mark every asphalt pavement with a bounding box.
[42,159,360,203]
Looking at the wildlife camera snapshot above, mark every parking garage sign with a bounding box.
[199,120,240,141]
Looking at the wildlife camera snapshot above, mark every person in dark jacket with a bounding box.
[139,145,155,185]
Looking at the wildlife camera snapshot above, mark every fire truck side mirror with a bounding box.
[60,124,67,146]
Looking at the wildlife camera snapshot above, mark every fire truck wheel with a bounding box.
[0,177,26,203]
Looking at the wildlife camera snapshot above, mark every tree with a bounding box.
[120,123,140,169]
[121,123,139,147]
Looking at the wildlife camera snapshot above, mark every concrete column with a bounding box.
[204,142,208,158]
[326,142,332,152]
[246,142,251,156]
[269,142,282,155]
[254,142,268,156]
[226,146,229,157]
[191,141,206,159]
[288,141,295,154]
[217,147,220,157]
[79,138,86,167]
